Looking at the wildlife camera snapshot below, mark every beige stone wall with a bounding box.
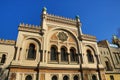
[4,9,109,80]
[0,44,15,68]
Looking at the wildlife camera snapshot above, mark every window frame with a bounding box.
[50,46,58,61]
[25,75,32,80]
[27,43,36,60]
[0,54,6,64]
[70,48,77,62]
[63,75,69,80]
[87,50,94,63]
[61,47,68,61]
[52,75,58,80]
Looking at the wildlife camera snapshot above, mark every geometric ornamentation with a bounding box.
[57,32,68,42]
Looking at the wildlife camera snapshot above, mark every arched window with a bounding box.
[92,75,97,80]
[70,48,77,62]
[87,50,94,63]
[51,46,58,61]
[25,75,32,80]
[61,47,67,61]
[63,75,69,80]
[52,75,57,80]
[105,61,112,71]
[110,75,114,80]
[104,57,112,71]
[73,75,79,80]
[1,54,6,63]
[27,43,36,59]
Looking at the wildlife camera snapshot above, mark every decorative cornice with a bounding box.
[80,34,97,42]
[46,13,77,26]
[97,40,108,47]
[18,23,41,33]
[0,39,15,45]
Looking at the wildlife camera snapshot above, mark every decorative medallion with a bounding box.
[57,32,68,41]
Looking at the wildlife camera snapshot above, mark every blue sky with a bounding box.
[0,0,120,42]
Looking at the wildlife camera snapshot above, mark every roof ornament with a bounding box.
[112,34,118,39]
[42,7,47,14]
[42,7,47,15]
[76,15,80,22]
[43,7,47,11]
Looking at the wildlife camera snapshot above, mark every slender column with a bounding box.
[22,73,25,80]
[58,52,60,64]
[58,49,61,63]
[33,73,36,80]
[16,73,20,80]
[68,53,70,64]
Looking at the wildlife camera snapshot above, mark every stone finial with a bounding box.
[43,7,47,11]
[76,15,80,22]
[112,35,118,39]
[42,7,47,14]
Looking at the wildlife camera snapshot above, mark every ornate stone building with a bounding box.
[98,36,120,80]
[0,8,120,80]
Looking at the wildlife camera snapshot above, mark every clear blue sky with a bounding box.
[0,0,120,42]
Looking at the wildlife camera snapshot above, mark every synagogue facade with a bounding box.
[0,8,120,80]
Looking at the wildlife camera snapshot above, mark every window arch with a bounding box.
[61,47,67,61]
[25,75,32,80]
[110,75,114,80]
[51,46,58,61]
[52,75,58,80]
[63,75,69,80]
[70,48,77,62]
[92,75,97,80]
[1,54,6,63]
[73,75,79,80]
[27,43,36,59]
[105,57,112,71]
[87,50,94,63]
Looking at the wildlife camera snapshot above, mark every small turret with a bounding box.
[112,35,120,47]
[41,7,48,34]
[42,7,47,15]
[75,15,82,38]
[76,15,80,23]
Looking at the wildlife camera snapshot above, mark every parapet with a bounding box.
[46,13,77,26]
[18,23,41,33]
[0,39,15,45]
[97,40,108,47]
[80,34,97,42]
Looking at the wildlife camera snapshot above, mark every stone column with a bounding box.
[58,52,60,64]
[68,53,70,64]
[33,73,36,80]
[22,73,25,80]
[16,73,20,80]
[58,49,61,64]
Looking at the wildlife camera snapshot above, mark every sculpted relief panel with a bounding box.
[50,31,76,43]
[57,32,68,42]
